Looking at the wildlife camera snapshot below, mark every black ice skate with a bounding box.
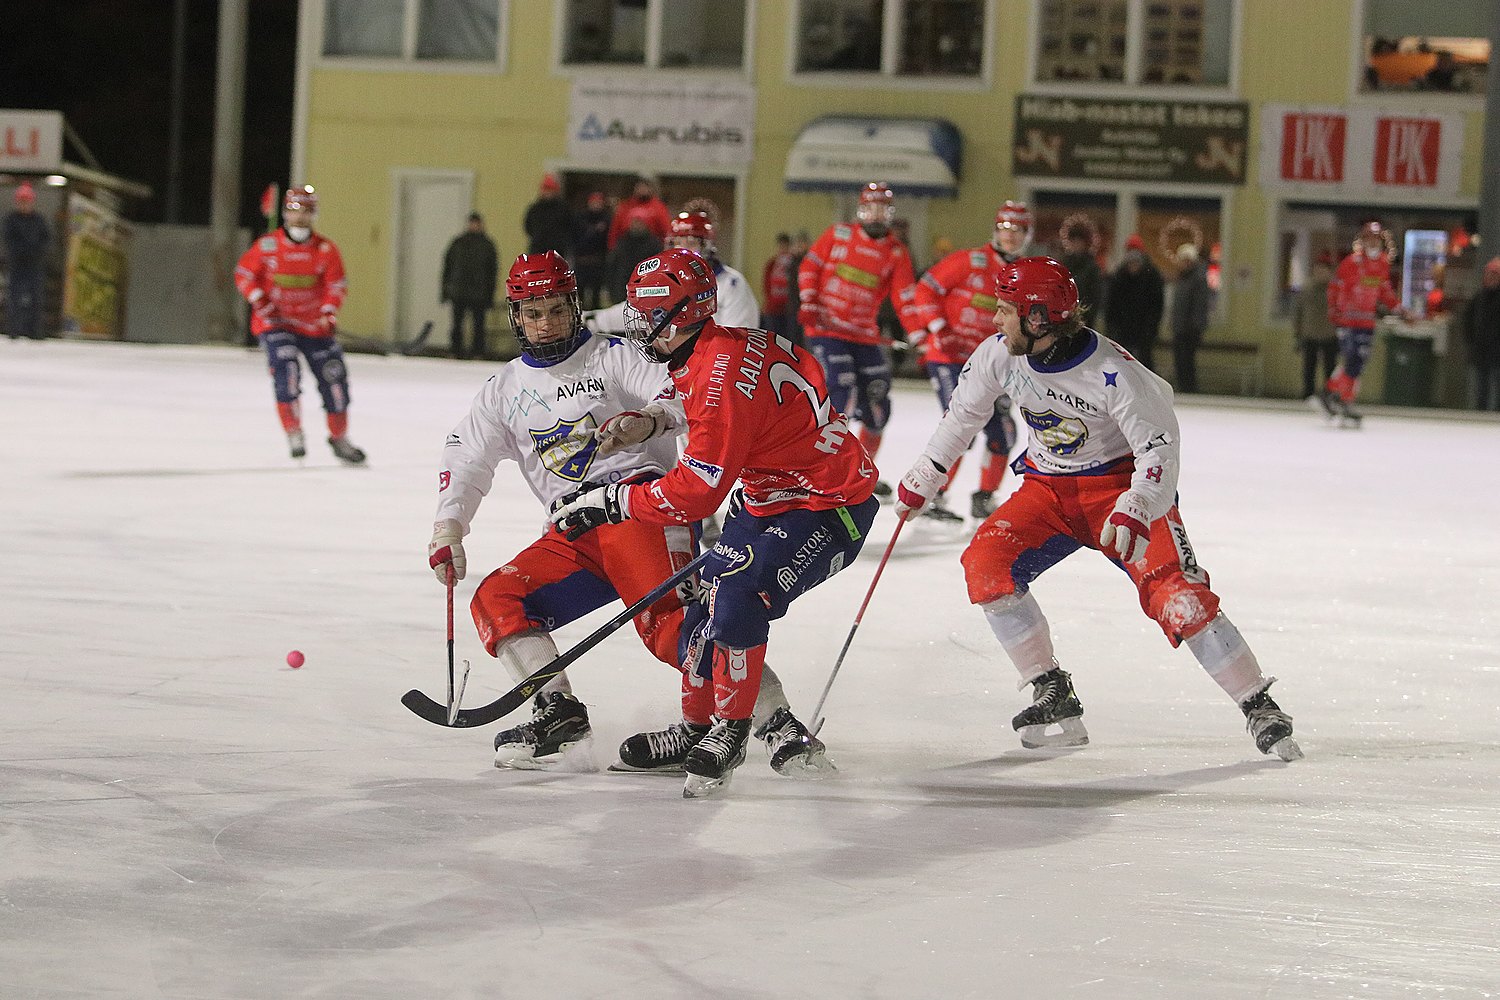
[1240,683,1303,761]
[493,691,593,770]
[328,435,367,464]
[609,720,710,773]
[922,496,965,524]
[970,490,996,520]
[755,706,835,777]
[1012,667,1089,748]
[287,429,306,459]
[682,717,751,798]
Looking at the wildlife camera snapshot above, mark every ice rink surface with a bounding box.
[3,339,1498,1000]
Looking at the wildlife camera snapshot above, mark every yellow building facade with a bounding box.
[294,0,1490,403]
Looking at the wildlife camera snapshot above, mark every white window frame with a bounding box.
[551,0,755,77]
[1345,2,1488,110]
[312,0,511,75]
[1026,0,1241,99]
[786,0,996,92]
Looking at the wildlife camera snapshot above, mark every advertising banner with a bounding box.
[0,109,64,173]
[1260,104,1466,197]
[1012,94,1249,185]
[569,77,754,168]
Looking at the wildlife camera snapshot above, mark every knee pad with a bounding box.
[1148,579,1221,646]
[470,570,538,656]
[703,574,772,652]
[263,332,302,403]
[309,344,350,413]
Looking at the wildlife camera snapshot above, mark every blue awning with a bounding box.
[784,116,962,197]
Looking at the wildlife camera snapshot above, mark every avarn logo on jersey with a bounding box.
[530,413,600,482]
[1020,407,1089,456]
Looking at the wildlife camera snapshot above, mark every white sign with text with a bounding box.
[0,109,64,173]
[568,77,754,168]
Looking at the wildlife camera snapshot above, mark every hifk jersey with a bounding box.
[920,329,1181,522]
[798,223,918,345]
[909,243,1005,364]
[436,332,684,532]
[235,228,347,338]
[1328,250,1399,330]
[627,320,878,526]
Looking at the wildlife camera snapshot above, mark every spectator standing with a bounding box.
[784,230,811,346]
[1104,234,1165,371]
[441,212,499,360]
[574,191,611,309]
[1462,258,1500,411]
[1291,253,1339,400]
[1058,221,1105,319]
[1169,243,1211,394]
[607,176,671,250]
[605,217,664,305]
[523,173,576,258]
[761,232,793,337]
[3,182,50,339]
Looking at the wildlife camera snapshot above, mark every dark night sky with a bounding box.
[1,0,297,227]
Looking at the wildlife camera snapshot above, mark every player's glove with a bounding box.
[596,403,668,457]
[895,455,947,521]
[1099,491,1152,564]
[319,307,337,336]
[550,482,630,540]
[428,518,466,584]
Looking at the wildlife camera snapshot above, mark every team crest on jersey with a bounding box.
[529,414,601,482]
[1021,407,1089,456]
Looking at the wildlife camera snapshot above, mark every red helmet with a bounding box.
[284,185,318,212]
[856,182,894,226]
[14,182,37,205]
[624,248,717,360]
[667,211,717,255]
[995,200,1032,233]
[506,251,582,362]
[995,257,1079,335]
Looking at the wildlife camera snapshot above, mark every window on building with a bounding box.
[323,0,502,62]
[1035,0,1233,87]
[1360,0,1490,94]
[795,0,987,78]
[562,0,748,69]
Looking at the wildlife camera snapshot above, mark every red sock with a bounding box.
[944,456,964,491]
[711,643,766,722]
[276,401,301,433]
[979,453,1007,493]
[858,429,883,462]
[327,411,348,438]
[680,669,714,726]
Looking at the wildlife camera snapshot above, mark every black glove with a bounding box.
[549,482,629,540]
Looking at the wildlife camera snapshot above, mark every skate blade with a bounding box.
[683,768,737,798]
[1270,736,1304,762]
[494,736,595,772]
[1018,718,1090,749]
[771,750,838,778]
[607,760,685,774]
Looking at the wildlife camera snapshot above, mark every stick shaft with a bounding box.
[809,517,904,726]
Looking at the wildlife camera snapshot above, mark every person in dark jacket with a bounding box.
[1291,252,1340,399]
[1463,257,1500,411]
[441,212,499,359]
[1058,221,1105,321]
[604,217,663,305]
[523,174,576,259]
[574,191,611,309]
[1169,243,1212,394]
[3,182,51,339]
[1104,234,1165,370]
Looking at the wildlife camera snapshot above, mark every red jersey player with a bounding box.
[551,248,880,798]
[1321,221,1410,424]
[234,185,365,464]
[905,200,1034,521]
[797,181,920,494]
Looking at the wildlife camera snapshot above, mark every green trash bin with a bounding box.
[1383,332,1436,407]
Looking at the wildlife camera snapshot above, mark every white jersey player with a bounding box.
[426,251,818,773]
[895,256,1302,762]
[586,210,760,332]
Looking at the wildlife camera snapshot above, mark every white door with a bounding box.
[393,170,474,342]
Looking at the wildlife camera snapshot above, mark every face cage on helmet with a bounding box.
[509,294,583,362]
[624,296,691,363]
